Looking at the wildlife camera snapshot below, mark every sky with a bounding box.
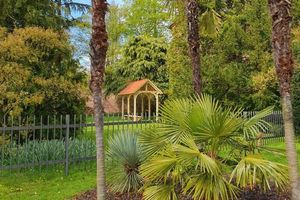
[71,0,124,67]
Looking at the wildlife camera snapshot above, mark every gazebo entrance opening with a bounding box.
[118,79,163,121]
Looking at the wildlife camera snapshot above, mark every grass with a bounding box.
[0,165,97,200]
[262,140,300,171]
[0,139,299,200]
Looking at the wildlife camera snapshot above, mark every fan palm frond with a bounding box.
[230,154,288,192]
[184,173,238,200]
[242,107,273,140]
[143,184,178,200]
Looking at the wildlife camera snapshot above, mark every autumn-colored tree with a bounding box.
[268,1,300,199]
[0,27,86,119]
[90,0,108,199]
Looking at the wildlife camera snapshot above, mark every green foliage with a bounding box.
[201,0,280,110]
[123,0,169,37]
[0,0,89,31]
[139,95,288,200]
[105,35,168,96]
[0,27,87,118]
[167,15,193,98]
[106,132,143,193]
[292,28,300,132]
[0,139,96,166]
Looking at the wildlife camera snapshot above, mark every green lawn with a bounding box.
[0,140,299,200]
[0,166,97,200]
[262,140,300,171]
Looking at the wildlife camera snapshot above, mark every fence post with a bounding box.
[65,115,70,176]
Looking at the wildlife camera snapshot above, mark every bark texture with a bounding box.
[268,1,300,199]
[90,0,108,200]
[185,0,202,95]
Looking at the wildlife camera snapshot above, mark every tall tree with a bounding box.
[90,0,108,199]
[186,0,201,95]
[268,1,300,199]
[166,0,220,95]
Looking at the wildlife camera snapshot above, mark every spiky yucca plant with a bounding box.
[139,95,288,200]
[106,132,143,193]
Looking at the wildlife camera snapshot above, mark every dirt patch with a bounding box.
[73,189,142,200]
[238,187,290,200]
[73,187,290,200]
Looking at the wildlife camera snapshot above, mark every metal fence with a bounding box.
[0,111,285,175]
[0,113,154,175]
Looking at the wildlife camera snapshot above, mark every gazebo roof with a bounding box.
[118,79,162,96]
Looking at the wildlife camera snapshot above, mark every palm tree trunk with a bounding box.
[185,0,201,95]
[268,1,300,199]
[90,0,108,200]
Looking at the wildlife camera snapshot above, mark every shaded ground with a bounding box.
[73,187,290,200]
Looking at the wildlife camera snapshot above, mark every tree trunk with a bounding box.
[268,1,300,199]
[90,1,108,200]
[185,0,201,95]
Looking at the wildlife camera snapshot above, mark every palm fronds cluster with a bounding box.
[106,95,288,200]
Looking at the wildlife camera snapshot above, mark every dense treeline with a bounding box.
[0,0,300,126]
[104,0,300,129]
[0,0,89,118]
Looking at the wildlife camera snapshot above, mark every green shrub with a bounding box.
[0,139,96,166]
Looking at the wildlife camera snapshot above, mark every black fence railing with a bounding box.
[0,111,285,175]
[0,113,155,175]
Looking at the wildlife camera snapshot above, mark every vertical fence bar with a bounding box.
[17,116,21,172]
[1,117,6,174]
[25,116,29,171]
[79,114,82,169]
[60,115,63,140]
[39,116,43,172]
[65,115,70,176]
[46,115,50,171]
[9,117,13,173]
[33,115,36,172]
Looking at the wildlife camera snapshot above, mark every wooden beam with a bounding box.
[155,94,159,121]
[127,95,131,119]
[148,95,151,120]
[121,96,124,119]
[133,94,137,121]
[141,95,144,117]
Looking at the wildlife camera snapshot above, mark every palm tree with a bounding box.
[90,0,108,199]
[186,0,201,95]
[139,95,288,200]
[167,0,220,95]
[268,1,300,199]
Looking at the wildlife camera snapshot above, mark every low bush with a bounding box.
[0,139,96,166]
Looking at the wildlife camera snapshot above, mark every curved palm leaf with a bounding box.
[173,138,220,174]
[159,98,194,144]
[140,148,181,182]
[230,154,288,192]
[143,184,178,200]
[138,126,168,159]
[242,107,273,140]
[184,173,238,200]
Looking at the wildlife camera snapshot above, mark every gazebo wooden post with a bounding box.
[133,94,137,121]
[127,95,131,119]
[155,94,159,121]
[121,96,124,119]
[141,95,144,118]
[148,95,151,120]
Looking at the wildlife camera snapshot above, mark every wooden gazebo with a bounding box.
[118,79,163,121]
